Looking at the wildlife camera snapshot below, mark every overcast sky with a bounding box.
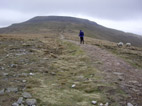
[0,0,142,35]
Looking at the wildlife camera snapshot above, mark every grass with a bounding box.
[79,36,142,69]
[26,40,128,106]
[0,34,130,106]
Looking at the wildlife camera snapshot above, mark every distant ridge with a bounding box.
[25,16,98,25]
[0,16,142,47]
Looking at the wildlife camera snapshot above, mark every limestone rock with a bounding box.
[12,102,19,106]
[127,103,133,106]
[3,73,8,76]
[50,72,56,76]
[22,80,26,83]
[6,87,18,93]
[91,101,97,105]
[0,89,5,94]
[17,97,24,104]
[11,64,17,68]
[99,103,103,106]
[29,73,34,76]
[105,102,109,106]
[71,84,76,88]
[22,92,32,98]
[21,73,28,77]
[26,99,37,106]
[1,67,4,70]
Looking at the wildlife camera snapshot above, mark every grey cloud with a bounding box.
[0,0,142,34]
[1,0,142,20]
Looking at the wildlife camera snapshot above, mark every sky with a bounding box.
[0,0,142,35]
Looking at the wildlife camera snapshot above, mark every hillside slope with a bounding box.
[0,33,142,106]
[0,16,142,47]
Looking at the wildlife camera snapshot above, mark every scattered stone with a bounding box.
[22,80,26,83]
[116,62,120,66]
[6,87,18,93]
[13,74,17,77]
[21,73,28,77]
[17,97,24,104]
[50,53,57,58]
[22,43,31,47]
[29,73,34,76]
[105,102,109,106]
[71,84,76,88]
[127,103,133,106]
[3,73,8,76]
[12,102,19,106]
[22,92,32,98]
[91,101,97,105]
[43,58,49,60]
[118,76,124,81]
[11,64,17,68]
[1,67,4,70]
[113,72,123,76]
[129,81,138,84]
[50,72,56,76]
[26,99,37,106]
[22,87,26,91]
[99,103,103,106]
[0,89,5,94]
[76,75,84,80]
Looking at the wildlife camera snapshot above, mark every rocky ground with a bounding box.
[0,34,142,106]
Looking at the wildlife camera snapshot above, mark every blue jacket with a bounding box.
[79,30,84,37]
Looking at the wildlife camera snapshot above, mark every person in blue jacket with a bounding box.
[79,30,84,44]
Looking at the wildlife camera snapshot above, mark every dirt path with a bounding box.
[61,34,142,105]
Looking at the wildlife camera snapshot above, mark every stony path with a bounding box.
[61,35,142,105]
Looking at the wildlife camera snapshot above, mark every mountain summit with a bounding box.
[0,16,142,47]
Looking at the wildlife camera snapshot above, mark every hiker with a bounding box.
[79,30,84,44]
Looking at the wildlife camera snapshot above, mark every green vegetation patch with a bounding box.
[85,37,142,69]
[26,40,127,106]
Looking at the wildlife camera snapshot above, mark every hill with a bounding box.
[0,16,142,47]
[0,32,142,106]
[0,16,142,105]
